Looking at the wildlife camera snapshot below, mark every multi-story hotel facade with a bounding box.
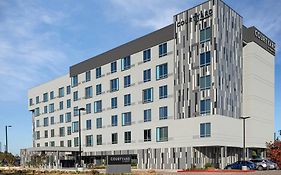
[22,0,275,169]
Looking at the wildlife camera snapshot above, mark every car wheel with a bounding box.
[258,166,263,171]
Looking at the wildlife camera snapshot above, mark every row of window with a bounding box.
[38,106,168,128]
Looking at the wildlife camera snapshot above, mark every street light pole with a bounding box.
[5,125,12,153]
[239,116,250,163]
[78,107,85,167]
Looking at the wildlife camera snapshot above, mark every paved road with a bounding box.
[152,170,281,175]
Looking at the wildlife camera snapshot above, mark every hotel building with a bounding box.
[22,0,275,169]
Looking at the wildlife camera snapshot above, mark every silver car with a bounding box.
[250,159,268,170]
[266,160,279,170]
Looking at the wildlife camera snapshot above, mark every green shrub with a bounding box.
[204,163,213,169]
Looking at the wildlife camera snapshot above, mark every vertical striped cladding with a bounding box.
[174,0,242,119]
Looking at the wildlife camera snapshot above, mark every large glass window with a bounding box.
[51,129,55,137]
[43,117,49,127]
[200,27,212,43]
[159,43,167,57]
[43,93,48,102]
[97,135,102,145]
[156,63,168,80]
[159,85,168,99]
[110,78,119,92]
[144,109,151,122]
[96,84,102,95]
[65,112,71,123]
[86,71,91,82]
[86,119,91,130]
[59,87,64,98]
[144,129,151,142]
[122,112,131,126]
[156,126,168,142]
[111,97,117,109]
[66,85,71,95]
[143,88,153,103]
[200,51,211,67]
[71,75,78,87]
[36,96,40,104]
[50,116,54,125]
[124,131,131,143]
[59,101,63,110]
[200,99,211,114]
[200,75,211,90]
[36,120,40,127]
[159,106,168,120]
[60,114,64,123]
[44,106,48,113]
[111,115,118,127]
[111,61,117,73]
[49,103,54,113]
[96,67,101,79]
[94,100,102,113]
[59,127,65,137]
[124,75,131,88]
[85,86,93,99]
[50,91,54,100]
[86,103,91,114]
[112,133,118,144]
[143,69,151,82]
[143,49,151,62]
[72,121,78,133]
[73,106,78,116]
[200,123,211,138]
[67,126,71,135]
[121,56,131,71]
[73,91,78,101]
[74,137,78,147]
[124,94,131,106]
[85,135,93,147]
[96,118,102,129]
[67,99,71,108]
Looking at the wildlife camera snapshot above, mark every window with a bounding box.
[200,99,211,114]
[156,63,168,80]
[112,133,118,144]
[49,103,54,113]
[144,129,151,142]
[124,131,131,143]
[111,115,118,126]
[159,42,167,57]
[44,142,48,147]
[86,70,91,82]
[50,116,55,125]
[74,137,78,147]
[50,91,54,100]
[36,131,40,140]
[86,103,91,114]
[96,67,101,78]
[51,129,55,137]
[59,127,65,137]
[50,141,55,147]
[73,91,78,101]
[67,126,71,135]
[200,75,211,90]
[59,87,64,97]
[29,98,33,106]
[85,86,93,99]
[156,126,168,142]
[44,106,48,113]
[111,61,117,73]
[111,97,117,109]
[60,114,64,123]
[159,106,168,120]
[86,119,91,130]
[66,85,71,95]
[200,27,212,43]
[74,106,78,116]
[60,141,64,147]
[72,121,78,133]
[159,85,168,99]
[71,75,78,87]
[96,118,102,129]
[67,99,71,108]
[67,140,72,147]
[43,93,48,102]
[86,135,93,147]
[143,49,151,62]
[200,51,211,67]
[143,69,151,82]
[124,75,131,88]
[97,135,102,145]
[144,109,151,122]
[65,112,71,123]
[59,101,63,110]
[200,123,211,138]
[96,84,102,95]
[44,130,48,138]
[124,94,131,106]
[143,88,153,103]
[36,96,40,104]
[122,112,131,126]
[34,107,40,116]
[94,100,102,113]
[36,120,40,127]
[121,56,131,71]
[43,117,49,127]
[110,78,119,92]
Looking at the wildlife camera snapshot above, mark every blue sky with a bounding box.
[0,0,280,155]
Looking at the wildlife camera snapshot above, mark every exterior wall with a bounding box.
[174,0,243,119]
[242,42,275,148]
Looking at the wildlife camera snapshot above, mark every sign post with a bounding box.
[106,155,132,174]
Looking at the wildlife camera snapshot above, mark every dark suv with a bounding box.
[225,161,256,170]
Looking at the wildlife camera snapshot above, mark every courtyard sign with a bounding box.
[177,9,213,27]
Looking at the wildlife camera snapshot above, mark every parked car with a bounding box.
[265,160,279,170]
[250,159,268,170]
[224,161,256,170]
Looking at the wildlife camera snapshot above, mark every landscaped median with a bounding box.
[177,169,256,173]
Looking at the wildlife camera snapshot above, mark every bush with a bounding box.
[204,163,213,169]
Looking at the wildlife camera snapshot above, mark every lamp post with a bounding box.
[78,107,85,167]
[5,125,12,153]
[239,116,250,163]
